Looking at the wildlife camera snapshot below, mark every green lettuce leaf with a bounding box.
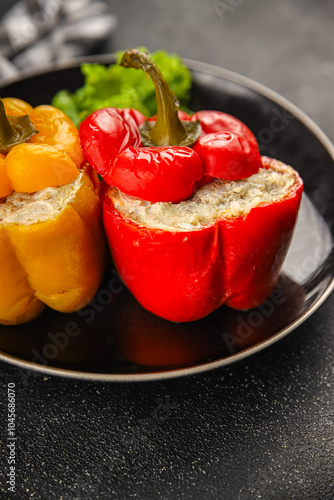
[51,49,192,127]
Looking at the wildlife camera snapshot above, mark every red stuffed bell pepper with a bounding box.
[80,49,303,322]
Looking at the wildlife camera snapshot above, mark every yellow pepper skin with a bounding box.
[0,98,82,189]
[29,105,84,167]
[0,228,45,325]
[5,143,79,193]
[0,97,106,325]
[0,154,13,198]
[0,165,106,325]
[2,97,33,116]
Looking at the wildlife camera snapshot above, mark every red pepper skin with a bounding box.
[107,146,204,203]
[196,173,217,188]
[221,174,303,309]
[191,111,262,180]
[191,110,257,143]
[193,131,262,180]
[80,107,262,202]
[80,108,203,202]
[102,157,303,322]
[117,108,146,127]
[79,108,143,178]
[103,186,225,322]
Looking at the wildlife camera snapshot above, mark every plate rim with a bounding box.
[0,55,333,382]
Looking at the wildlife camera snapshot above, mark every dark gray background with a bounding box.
[108,0,334,143]
[0,1,333,499]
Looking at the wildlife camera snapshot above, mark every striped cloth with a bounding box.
[0,0,117,80]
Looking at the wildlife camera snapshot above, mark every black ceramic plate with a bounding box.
[0,56,333,381]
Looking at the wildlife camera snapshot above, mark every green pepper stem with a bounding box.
[0,98,38,155]
[0,99,19,146]
[120,49,200,147]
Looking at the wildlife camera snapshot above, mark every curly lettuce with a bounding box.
[51,49,192,127]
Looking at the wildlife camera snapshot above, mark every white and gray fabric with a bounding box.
[0,0,117,80]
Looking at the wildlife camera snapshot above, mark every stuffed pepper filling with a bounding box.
[108,158,298,231]
[0,171,84,225]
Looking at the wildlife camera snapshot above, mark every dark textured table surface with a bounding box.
[0,1,333,499]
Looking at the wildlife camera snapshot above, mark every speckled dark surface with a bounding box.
[0,1,333,499]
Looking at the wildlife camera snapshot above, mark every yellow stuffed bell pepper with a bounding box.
[0,98,106,325]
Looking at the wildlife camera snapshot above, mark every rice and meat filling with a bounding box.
[109,158,297,231]
[0,159,298,232]
[0,171,83,225]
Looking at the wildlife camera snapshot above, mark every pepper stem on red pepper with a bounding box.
[0,98,38,154]
[120,49,201,147]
